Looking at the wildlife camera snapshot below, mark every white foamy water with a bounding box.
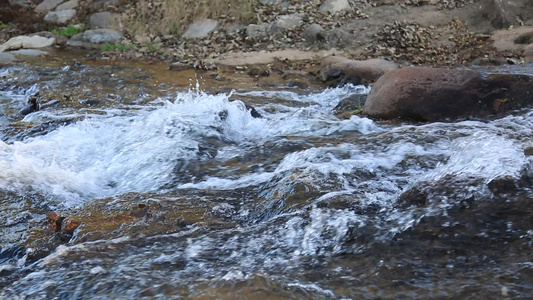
[0,85,375,207]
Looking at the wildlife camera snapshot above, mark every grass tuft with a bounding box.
[101,41,136,52]
[51,24,84,37]
[123,0,258,36]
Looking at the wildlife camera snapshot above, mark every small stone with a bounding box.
[269,13,305,34]
[247,65,270,76]
[183,19,219,38]
[303,24,325,43]
[82,29,123,44]
[286,80,309,89]
[246,23,270,37]
[524,147,533,156]
[320,0,351,14]
[169,62,191,71]
[134,35,151,45]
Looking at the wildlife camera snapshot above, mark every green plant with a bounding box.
[101,41,136,52]
[147,43,158,53]
[51,24,84,37]
[0,21,9,30]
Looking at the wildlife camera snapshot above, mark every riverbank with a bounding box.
[1,0,533,73]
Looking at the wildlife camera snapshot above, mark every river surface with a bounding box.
[0,60,532,299]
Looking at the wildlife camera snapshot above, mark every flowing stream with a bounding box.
[0,61,532,299]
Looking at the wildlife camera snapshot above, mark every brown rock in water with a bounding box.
[45,212,64,232]
[320,56,398,85]
[129,203,150,218]
[362,67,533,121]
[60,218,81,234]
[488,176,518,195]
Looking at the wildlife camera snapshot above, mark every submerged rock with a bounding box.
[0,52,20,64]
[19,92,41,115]
[320,56,398,85]
[362,67,533,121]
[11,49,49,57]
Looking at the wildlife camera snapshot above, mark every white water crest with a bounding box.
[0,85,375,207]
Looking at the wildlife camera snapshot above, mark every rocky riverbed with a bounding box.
[1,1,533,299]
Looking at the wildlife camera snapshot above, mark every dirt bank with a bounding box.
[1,1,533,80]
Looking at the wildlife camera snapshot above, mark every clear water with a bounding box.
[0,64,532,299]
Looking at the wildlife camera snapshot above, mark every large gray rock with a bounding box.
[269,13,305,34]
[481,0,533,29]
[88,12,121,30]
[183,19,219,38]
[362,67,533,121]
[82,29,122,44]
[0,35,55,52]
[35,0,64,13]
[55,0,78,11]
[44,9,76,25]
[303,24,325,43]
[319,0,351,13]
[320,56,398,85]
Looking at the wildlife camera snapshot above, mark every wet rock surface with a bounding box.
[363,66,533,121]
[2,2,533,298]
[320,56,398,85]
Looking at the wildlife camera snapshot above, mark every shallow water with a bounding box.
[0,62,532,299]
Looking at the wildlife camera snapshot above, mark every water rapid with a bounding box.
[0,64,532,299]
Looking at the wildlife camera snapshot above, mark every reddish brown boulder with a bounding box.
[320,56,398,85]
[362,67,533,121]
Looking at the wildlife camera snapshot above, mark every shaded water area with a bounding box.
[1,56,532,299]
